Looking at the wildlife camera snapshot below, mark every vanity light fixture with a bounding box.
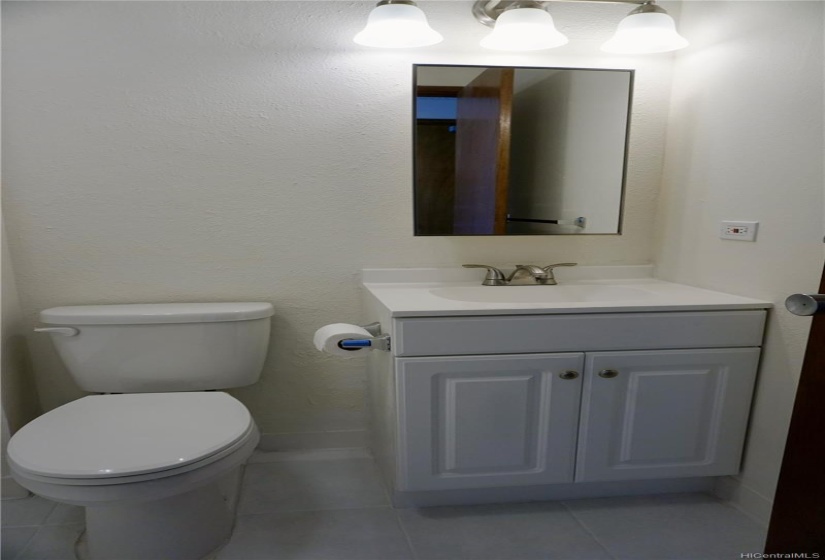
[601,0,689,54]
[355,0,687,54]
[478,2,568,51]
[353,0,443,49]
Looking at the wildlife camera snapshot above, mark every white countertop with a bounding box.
[362,267,773,318]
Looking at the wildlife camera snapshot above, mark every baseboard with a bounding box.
[248,448,372,464]
[257,430,368,452]
[713,476,773,527]
[393,477,715,508]
[1,475,30,500]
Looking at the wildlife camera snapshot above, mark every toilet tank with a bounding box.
[38,302,274,393]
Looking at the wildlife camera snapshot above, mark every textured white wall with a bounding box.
[1,220,40,497]
[2,1,674,438]
[657,1,824,523]
[1,220,41,434]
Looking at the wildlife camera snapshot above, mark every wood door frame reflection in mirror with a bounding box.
[413,64,634,236]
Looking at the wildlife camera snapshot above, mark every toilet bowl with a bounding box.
[9,392,260,560]
[7,302,274,560]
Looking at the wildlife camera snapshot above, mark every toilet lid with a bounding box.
[7,392,253,479]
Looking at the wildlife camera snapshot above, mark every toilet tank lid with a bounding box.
[40,302,274,325]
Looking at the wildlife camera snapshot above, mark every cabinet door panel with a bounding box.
[576,348,760,482]
[397,354,584,491]
[443,374,538,472]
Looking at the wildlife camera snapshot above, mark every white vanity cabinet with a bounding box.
[361,269,772,505]
[389,311,766,493]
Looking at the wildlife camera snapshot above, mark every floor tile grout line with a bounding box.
[237,503,396,518]
[41,520,86,527]
[2,522,54,529]
[5,526,38,560]
[15,524,52,560]
[1,497,60,530]
[237,459,395,517]
[392,508,420,560]
[378,479,419,560]
[375,469,394,507]
[560,500,620,560]
[17,523,86,560]
[704,492,771,531]
[247,451,373,465]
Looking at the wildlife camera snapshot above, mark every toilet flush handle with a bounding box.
[33,327,79,337]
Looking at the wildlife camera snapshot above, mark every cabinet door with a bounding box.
[576,348,761,482]
[396,353,584,491]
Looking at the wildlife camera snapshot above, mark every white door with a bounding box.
[576,348,761,482]
[396,353,584,491]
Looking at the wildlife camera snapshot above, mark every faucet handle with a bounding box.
[539,263,577,285]
[542,263,578,272]
[462,264,507,286]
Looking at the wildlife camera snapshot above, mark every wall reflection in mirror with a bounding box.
[413,65,633,236]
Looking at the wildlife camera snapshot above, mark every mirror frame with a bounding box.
[412,63,634,237]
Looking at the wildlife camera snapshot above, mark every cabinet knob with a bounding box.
[559,370,579,380]
[598,369,619,379]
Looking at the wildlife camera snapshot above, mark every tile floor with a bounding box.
[2,449,767,560]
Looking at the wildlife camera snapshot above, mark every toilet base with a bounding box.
[83,468,242,560]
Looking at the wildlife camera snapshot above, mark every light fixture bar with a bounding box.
[623,1,668,15]
[472,0,646,27]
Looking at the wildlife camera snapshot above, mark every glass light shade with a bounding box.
[354,3,443,48]
[480,7,568,51]
[601,12,688,54]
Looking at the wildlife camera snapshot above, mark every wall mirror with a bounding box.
[413,64,634,236]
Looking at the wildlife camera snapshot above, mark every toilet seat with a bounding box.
[8,392,253,481]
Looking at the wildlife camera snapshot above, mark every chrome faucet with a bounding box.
[463,263,577,286]
[507,265,549,285]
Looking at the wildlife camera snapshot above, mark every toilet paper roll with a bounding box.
[314,323,374,358]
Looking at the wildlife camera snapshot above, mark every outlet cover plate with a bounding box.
[720,221,758,241]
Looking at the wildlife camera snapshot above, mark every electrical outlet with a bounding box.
[720,221,758,241]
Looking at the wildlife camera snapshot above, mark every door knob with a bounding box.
[598,369,619,379]
[559,370,579,380]
[785,294,825,316]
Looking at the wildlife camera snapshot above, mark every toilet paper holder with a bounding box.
[338,322,391,352]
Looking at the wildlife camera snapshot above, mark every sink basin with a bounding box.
[429,285,654,304]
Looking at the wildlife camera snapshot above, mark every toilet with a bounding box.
[6,302,274,560]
